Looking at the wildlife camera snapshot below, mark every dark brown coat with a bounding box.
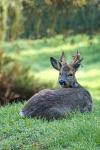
[20,88,92,120]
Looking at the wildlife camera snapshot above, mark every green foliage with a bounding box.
[0,0,100,40]
[69,1,100,34]
[0,1,4,40]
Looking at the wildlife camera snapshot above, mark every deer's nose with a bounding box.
[59,80,66,85]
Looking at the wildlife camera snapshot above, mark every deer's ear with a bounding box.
[50,57,61,70]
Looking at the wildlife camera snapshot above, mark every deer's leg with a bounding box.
[80,104,92,113]
[44,107,66,120]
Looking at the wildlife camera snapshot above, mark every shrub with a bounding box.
[0,50,52,105]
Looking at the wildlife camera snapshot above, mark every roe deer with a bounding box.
[20,51,92,120]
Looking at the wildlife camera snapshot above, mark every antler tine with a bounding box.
[60,51,67,64]
[71,50,81,65]
[60,51,64,61]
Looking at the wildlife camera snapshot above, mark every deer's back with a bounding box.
[20,88,92,119]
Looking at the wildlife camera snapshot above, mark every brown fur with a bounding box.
[21,88,92,120]
[20,52,92,120]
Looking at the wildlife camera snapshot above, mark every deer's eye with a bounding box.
[68,73,73,77]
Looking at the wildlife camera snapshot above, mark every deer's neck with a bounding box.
[73,78,82,88]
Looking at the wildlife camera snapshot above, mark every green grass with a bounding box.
[0,101,100,150]
[0,34,100,149]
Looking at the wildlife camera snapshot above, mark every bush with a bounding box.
[0,50,52,105]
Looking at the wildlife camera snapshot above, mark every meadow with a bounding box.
[0,34,100,149]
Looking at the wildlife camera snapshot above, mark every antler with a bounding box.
[71,50,80,65]
[71,50,83,69]
[59,51,66,64]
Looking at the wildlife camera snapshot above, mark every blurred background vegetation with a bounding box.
[0,0,100,105]
[0,0,100,40]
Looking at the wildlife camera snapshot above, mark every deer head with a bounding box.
[50,51,83,88]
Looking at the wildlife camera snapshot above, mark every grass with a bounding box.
[0,34,100,149]
[0,101,100,150]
